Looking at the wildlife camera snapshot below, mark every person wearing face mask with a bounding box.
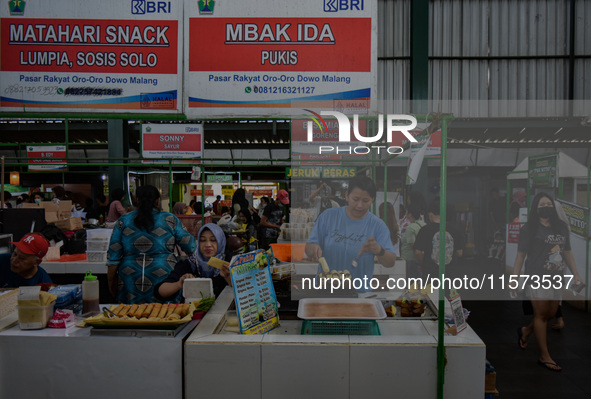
[32,192,45,205]
[305,176,398,292]
[155,223,232,301]
[512,192,584,372]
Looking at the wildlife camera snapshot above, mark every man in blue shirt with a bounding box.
[0,233,52,288]
[306,176,398,292]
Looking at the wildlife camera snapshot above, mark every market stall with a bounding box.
[0,318,199,399]
[185,287,485,399]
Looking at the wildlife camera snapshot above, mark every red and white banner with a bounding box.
[27,145,67,171]
[508,222,521,244]
[142,124,203,159]
[184,0,377,117]
[0,0,182,113]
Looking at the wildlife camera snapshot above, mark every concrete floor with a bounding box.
[466,295,591,398]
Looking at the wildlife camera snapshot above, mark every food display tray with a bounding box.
[297,298,387,320]
[83,303,195,327]
[382,297,438,320]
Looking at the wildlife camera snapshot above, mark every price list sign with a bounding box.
[230,249,279,334]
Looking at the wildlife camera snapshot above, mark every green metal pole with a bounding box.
[506,178,511,224]
[168,160,173,212]
[437,118,449,399]
[384,163,388,223]
[62,118,68,187]
[586,164,590,311]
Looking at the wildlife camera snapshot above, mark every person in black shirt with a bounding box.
[512,192,583,372]
[414,198,464,279]
[259,190,289,250]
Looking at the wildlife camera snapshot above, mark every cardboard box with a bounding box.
[0,289,18,319]
[485,372,497,393]
[54,217,83,232]
[45,211,59,223]
[40,201,59,213]
[58,200,72,211]
[22,203,40,209]
[59,211,72,219]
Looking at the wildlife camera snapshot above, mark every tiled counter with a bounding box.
[185,288,485,399]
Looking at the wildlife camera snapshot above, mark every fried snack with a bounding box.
[118,305,131,316]
[142,303,154,318]
[207,257,229,270]
[134,304,147,318]
[167,313,181,320]
[165,304,176,318]
[181,303,190,317]
[127,304,139,317]
[157,304,169,319]
[318,257,330,274]
[149,303,162,318]
[111,304,124,316]
[173,304,184,316]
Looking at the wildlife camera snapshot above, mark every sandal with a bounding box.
[517,327,527,350]
[538,360,562,372]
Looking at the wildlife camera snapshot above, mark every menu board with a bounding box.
[230,249,279,334]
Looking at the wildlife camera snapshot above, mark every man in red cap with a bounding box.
[259,189,289,250]
[0,233,52,288]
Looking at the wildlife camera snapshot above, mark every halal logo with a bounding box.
[9,0,26,15]
[198,0,214,14]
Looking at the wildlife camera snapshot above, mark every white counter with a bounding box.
[0,312,197,399]
[42,261,107,274]
[185,288,486,399]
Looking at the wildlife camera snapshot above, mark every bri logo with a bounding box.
[324,0,364,12]
[131,0,171,14]
[304,110,417,155]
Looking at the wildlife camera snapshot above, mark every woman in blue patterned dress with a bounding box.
[107,185,196,304]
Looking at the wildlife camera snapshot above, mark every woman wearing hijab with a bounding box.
[509,190,527,222]
[172,202,189,215]
[107,185,196,304]
[156,223,232,301]
[106,188,127,222]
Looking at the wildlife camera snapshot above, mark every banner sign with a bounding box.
[528,153,558,189]
[142,124,203,159]
[190,189,214,197]
[184,0,377,117]
[507,222,521,244]
[206,174,233,183]
[286,166,356,179]
[557,199,590,238]
[1,0,182,113]
[230,249,279,334]
[27,145,67,171]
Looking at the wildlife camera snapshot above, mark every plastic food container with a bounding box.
[86,240,109,251]
[85,228,113,241]
[86,251,108,262]
[17,303,55,330]
[270,243,306,262]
